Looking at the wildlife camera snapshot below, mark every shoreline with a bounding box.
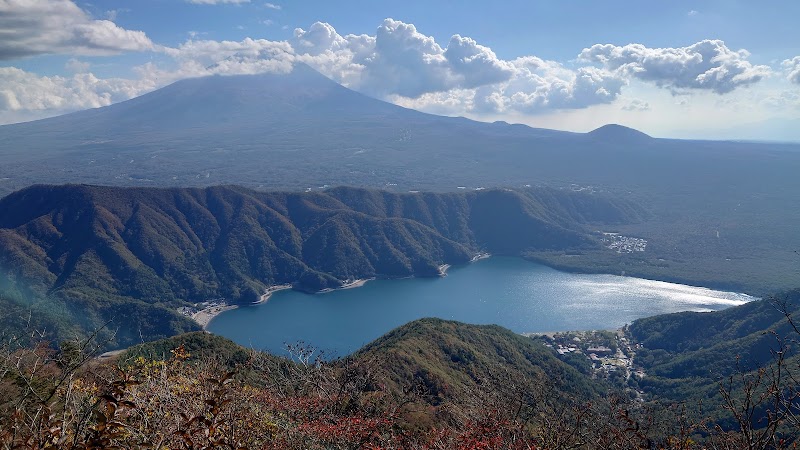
[318,278,374,294]
[256,284,293,304]
[192,284,293,330]
[471,252,491,262]
[520,329,618,338]
[522,253,758,297]
[193,252,493,330]
[193,304,238,329]
[441,252,491,276]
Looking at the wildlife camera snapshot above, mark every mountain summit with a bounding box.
[7,64,406,134]
[588,124,652,142]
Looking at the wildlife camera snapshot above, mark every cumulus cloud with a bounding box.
[264,2,280,9]
[469,58,624,114]
[579,40,770,94]
[163,37,294,74]
[0,17,781,125]
[444,35,514,88]
[784,57,800,84]
[0,18,629,123]
[290,18,614,113]
[292,22,352,55]
[289,19,516,98]
[0,0,153,59]
[356,19,451,97]
[0,66,156,114]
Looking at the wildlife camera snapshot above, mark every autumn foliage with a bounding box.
[2,323,800,449]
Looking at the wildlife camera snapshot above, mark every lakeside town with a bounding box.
[528,329,646,398]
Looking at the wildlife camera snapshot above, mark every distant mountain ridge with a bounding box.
[6,63,797,196]
[588,124,652,142]
[0,184,639,348]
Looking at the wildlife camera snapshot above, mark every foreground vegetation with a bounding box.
[3,302,800,449]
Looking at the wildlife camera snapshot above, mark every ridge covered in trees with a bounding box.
[4,305,800,449]
[0,184,640,348]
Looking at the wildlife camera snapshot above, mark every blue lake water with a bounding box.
[207,257,754,358]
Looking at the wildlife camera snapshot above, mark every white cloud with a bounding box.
[621,98,651,111]
[783,56,800,84]
[579,40,770,94]
[465,58,625,114]
[0,0,153,59]
[289,18,616,113]
[0,17,788,129]
[164,37,293,67]
[264,2,280,9]
[444,35,514,88]
[292,22,359,56]
[356,19,450,97]
[687,10,699,17]
[0,66,156,115]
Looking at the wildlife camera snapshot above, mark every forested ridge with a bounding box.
[0,184,639,348]
[5,304,800,449]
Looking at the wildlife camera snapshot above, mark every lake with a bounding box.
[207,257,754,358]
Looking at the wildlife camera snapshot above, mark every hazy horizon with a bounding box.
[1,1,799,141]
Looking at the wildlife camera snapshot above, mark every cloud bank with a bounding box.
[0,67,156,117]
[0,0,153,60]
[579,40,770,94]
[784,57,800,84]
[0,9,786,124]
[288,19,625,113]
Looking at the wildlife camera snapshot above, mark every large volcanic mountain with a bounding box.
[1,64,800,295]
[0,63,798,197]
[2,62,789,194]
[0,64,574,193]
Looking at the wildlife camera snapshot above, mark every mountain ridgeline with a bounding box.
[2,65,800,295]
[0,184,640,347]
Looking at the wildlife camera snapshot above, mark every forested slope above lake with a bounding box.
[0,184,639,348]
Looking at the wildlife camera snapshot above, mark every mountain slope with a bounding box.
[627,290,800,428]
[3,64,795,198]
[0,184,636,348]
[124,318,607,432]
[354,318,601,406]
[2,65,799,295]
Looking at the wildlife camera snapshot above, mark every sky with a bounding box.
[2,0,800,140]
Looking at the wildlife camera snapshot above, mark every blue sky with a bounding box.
[2,0,799,140]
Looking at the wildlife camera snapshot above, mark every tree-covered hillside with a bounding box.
[0,184,638,348]
[628,289,800,432]
[6,311,800,449]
